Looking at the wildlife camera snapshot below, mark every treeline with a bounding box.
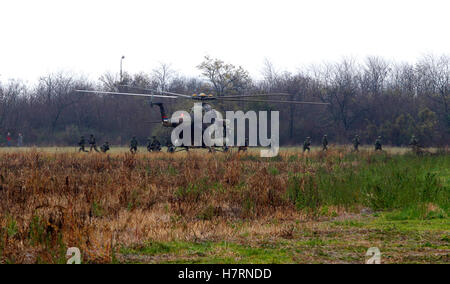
[0,55,448,147]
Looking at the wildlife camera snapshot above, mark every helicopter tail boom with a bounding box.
[151,102,175,127]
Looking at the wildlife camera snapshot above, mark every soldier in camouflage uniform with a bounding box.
[322,135,328,151]
[352,135,360,151]
[78,136,88,152]
[146,137,152,152]
[374,136,382,151]
[89,134,99,152]
[303,137,311,152]
[148,136,161,152]
[100,141,110,153]
[409,135,420,153]
[130,136,138,153]
[166,139,175,153]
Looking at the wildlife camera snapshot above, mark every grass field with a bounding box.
[0,146,448,263]
[0,145,433,154]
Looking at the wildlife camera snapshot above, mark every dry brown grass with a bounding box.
[0,148,447,263]
[0,150,307,263]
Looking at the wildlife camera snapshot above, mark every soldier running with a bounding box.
[322,135,328,151]
[130,136,138,153]
[89,134,99,152]
[78,136,88,152]
[409,135,420,153]
[303,137,311,152]
[374,136,382,151]
[352,135,360,151]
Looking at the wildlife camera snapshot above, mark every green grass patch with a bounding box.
[286,154,449,218]
[117,212,449,264]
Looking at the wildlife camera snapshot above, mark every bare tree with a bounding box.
[36,73,89,134]
[261,58,280,92]
[388,62,417,95]
[314,59,363,134]
[197,56,251,96]
[0,80,26,133]
[416,54,449,117]
[152,63,175,92]
[361,56,390,96]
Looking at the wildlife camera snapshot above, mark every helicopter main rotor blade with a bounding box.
[216,93,292,99]
[75,90,178,99]
[118,85,192,98]
[218,98,330,105]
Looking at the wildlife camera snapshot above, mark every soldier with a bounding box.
[303,137,311,152]
[78,136,88,152]
[6,132,11,147]
[409,135,420,153]
[17,133,23,147]
[322,135,328,151]
[148,136,161,152]
[146,137,152,152]
[352,135,360,151]
[130,136,138,153]
[238,138,249,153]
[374,136,382,151]
[166,139,175,153]
[100,141,110,153]
[89,134,99,152]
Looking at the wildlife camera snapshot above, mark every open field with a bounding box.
[0,145,439,154]
[0,147,448,263]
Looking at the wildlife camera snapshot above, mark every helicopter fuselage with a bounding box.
[152,101,230,149]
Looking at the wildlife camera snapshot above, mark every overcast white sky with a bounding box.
[0,0,448,83]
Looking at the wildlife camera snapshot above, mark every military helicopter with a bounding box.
[76,85,328,152]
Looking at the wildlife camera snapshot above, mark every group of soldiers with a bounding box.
[79,134,422,154]
[303,134,421,152]
[78,134,109,153]
[78,135,163,154]
[130,136,163,153]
